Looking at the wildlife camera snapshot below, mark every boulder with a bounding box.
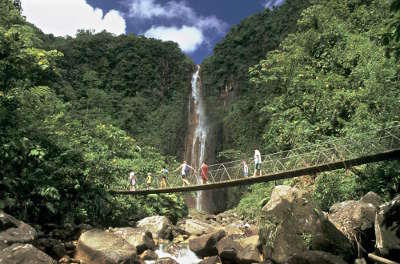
[48,223,77,241]
[110,227,155,254]
[238,235,259,248]
[216,236,241,262]
[177,218,220,236]
[237,244,262,264]
[0,211,37,250]
[354,258,367,264]
[189,230,225,258]
[224,222,244,237]
[359,192,383,208]
[215,211,240,226]
[0,243,56,264]
[328,199,377,255]
[140,249,158,260]
[375,195,400,261]
[284,250,347,264]
[0,212,18,231]
[137,216,172,240]
[75,229,137,264]
[64,241,76,251]
[155,257,179,264]
[259,185,354,263]
[198,256,221,264]
[35,238,67,259]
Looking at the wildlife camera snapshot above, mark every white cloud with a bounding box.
[126,0,227,53]
[21,0,126,37]
[144,26,203,53]
[264,0,285,9]
[127,0,227,32]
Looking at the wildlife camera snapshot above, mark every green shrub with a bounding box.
[235,182,275,219]
[312,171,360,211]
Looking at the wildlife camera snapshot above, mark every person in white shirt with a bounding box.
[129,171,136,191]
[253,150,262,177]
[174,160,193,186]
[242,160,249,177]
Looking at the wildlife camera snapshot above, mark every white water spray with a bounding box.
[190,65,207,211]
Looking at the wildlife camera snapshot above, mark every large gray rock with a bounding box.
[329,199,377,255]
[375,195,400,262]
[216,236,241,262]
[354,258,367,264]
[140,249,158,261]
[0,211,37,250]
[284,250,347,264]
[177,218,220,236]
[189,230,225,258]
[0,243,56,264]
[110,227,155,254]
[198,256,221,264]
[75,229,137,264]
[359,192,383,208]
[0,212,18,231]
[259,185,354,263]
[237,244,262,264]
[137,216,172,240]
[238,235,259,248]
[224,222,245,237]
[34,238,66,260]
[155,257,179,264]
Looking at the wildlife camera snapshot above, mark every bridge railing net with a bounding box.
[136,124,400,190]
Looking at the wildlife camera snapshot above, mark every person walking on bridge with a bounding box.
[242,161,249,177]
[253,150,262,177]
[200,161,208,184]
[129,171,136,191]
[146,172,152,190]
[160,167,168,188]
[175,161,193,186]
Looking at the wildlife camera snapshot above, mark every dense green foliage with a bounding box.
[0,0,189,226]
[235,183,275,219]
[45,31,194,155]
[201,0,311,151]
[221,0,400,217]
[1,0,399,224]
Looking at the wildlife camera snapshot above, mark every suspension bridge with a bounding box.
[111,124,400,195]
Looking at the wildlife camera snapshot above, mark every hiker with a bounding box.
[242,160,249,177]
[253,149,262,177]
[200,161,208,184]
[175,160,193,186]
[146,172,152,190]
[129,171,136,191]
[160,167,168,188]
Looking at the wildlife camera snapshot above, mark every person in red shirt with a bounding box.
[200,161,208,184]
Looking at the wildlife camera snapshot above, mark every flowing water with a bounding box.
[145,244,201,264]
[185,65,208,211]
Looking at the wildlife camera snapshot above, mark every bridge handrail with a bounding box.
[120,123,400,191]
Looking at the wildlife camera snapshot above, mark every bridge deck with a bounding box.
[111,148,400,195]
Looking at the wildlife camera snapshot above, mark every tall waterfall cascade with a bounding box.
[188,65,207,211]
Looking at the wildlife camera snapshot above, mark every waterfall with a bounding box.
[188,65,207,211]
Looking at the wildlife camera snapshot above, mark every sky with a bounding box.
[21,0,285,63]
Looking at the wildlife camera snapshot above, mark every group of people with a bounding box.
[128,160,209,191]
[241,149,262,177]
[128,149,262,191]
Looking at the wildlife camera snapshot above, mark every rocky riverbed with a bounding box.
[1,186,399,264]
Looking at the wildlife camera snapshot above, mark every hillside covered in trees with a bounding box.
[0,0,192,226]
[200,0,400,217]
[1,0,399,230]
